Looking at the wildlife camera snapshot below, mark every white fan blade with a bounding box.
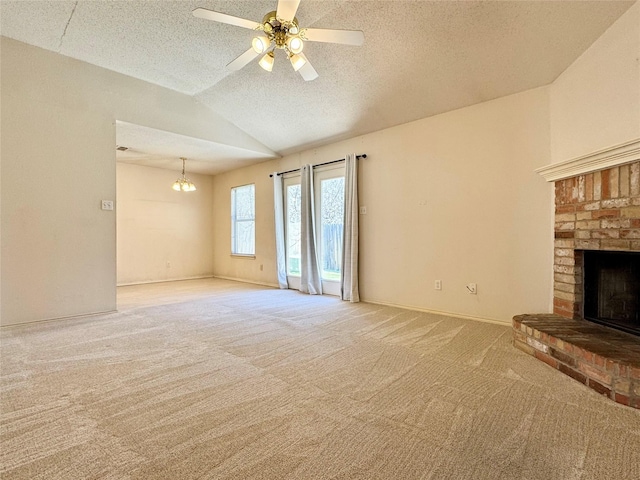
[192,8,261,30]
[303,28,364,46]
[276,0,301,22]
[297,53,318,81]
[226,48,260,71]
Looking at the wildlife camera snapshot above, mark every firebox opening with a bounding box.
[583,250,640,336]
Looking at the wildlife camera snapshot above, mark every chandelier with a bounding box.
[172,157,196,192]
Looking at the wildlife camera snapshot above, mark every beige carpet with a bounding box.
[1,278,639,479]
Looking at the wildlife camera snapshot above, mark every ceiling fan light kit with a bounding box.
[286,36,304,54]
[289,53,306,71]
[259,52,275,72]
[192,0,364,81]
[251,35,271,54]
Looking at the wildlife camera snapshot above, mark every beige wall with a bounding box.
[116,163,215,285]
[1,91,116,326]
[0,37,272,326]
[211,162,279,287]
[550,1,640,163]
[213,87,553,324]
[6,1,637,327]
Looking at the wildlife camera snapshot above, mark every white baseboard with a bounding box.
[0,309,118,329]
[363,299,510,326]
[212,275,279,289]
[210,278,509,326]
[117,275,215,287]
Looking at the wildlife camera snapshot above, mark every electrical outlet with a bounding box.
[166,261,171,269]
[435,280,442,290]
[466,283,477,294]
[260,264,264,271]
[101,200,114,211]
[359,206,367,215]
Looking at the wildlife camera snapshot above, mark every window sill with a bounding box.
[230,254,256,259]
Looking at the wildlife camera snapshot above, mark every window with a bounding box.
[231,184,255,255]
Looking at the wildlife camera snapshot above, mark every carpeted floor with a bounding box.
[1,278,639,479]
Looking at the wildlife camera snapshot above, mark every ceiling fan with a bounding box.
[193,0,364,81]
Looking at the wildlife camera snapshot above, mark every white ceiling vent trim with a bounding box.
[536,138,640,182]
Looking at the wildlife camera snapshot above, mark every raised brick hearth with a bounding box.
[513,158,640,408]
[514,314,640,408]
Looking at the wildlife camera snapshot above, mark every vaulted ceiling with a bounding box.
[1,0,635,174]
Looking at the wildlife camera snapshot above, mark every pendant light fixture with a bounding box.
[172,157,196,192]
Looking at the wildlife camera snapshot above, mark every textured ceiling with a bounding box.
[115,121,276,175]
[1,0,635,174]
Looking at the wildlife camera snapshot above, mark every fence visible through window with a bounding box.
[320,177,344,281]
[286,184,301,275]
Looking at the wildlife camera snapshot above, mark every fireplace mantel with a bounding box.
[536,138,640,182]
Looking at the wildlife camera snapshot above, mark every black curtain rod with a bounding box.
[269,154,367,178]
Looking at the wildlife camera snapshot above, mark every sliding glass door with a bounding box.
[283,164,345,295]
[284,177,302,291]
[315,167,345,295]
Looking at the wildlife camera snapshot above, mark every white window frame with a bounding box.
[231,184,255,256]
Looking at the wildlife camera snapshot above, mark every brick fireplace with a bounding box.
[514,143,640,409]
[551,162,640,320]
